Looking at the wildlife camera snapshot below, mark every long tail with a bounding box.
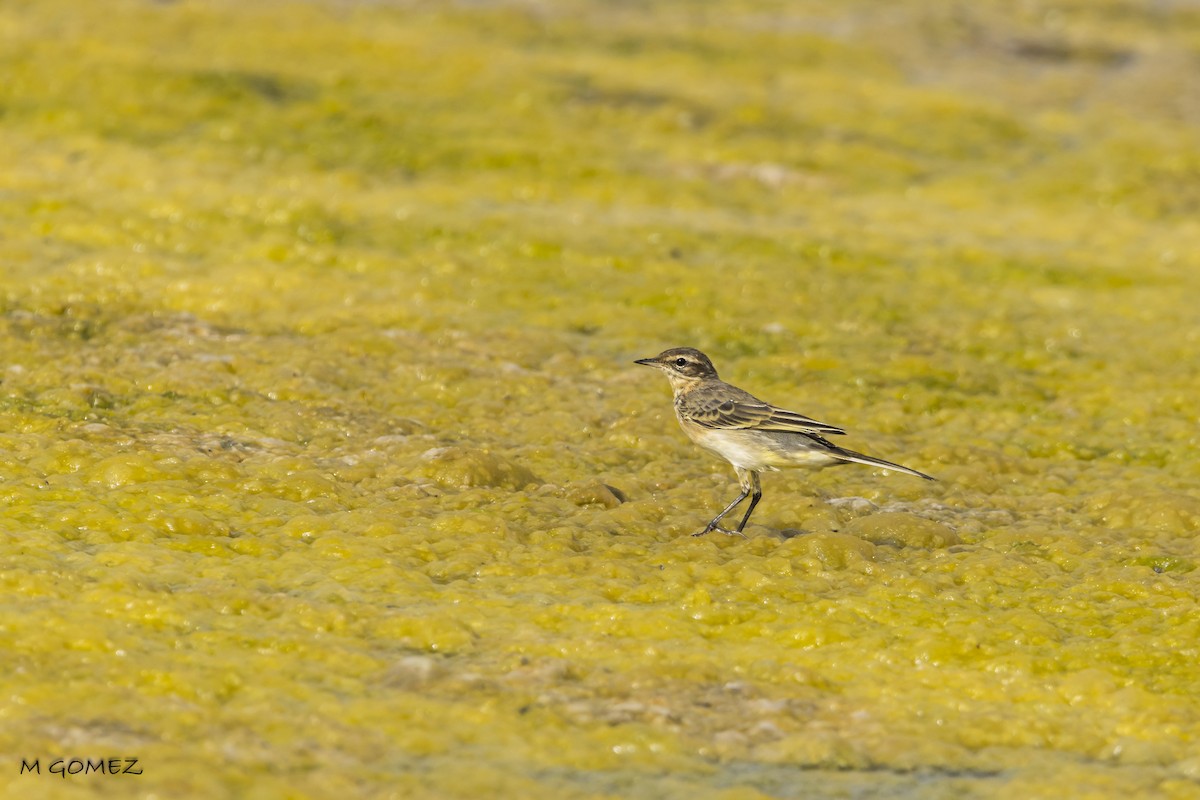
[831,447,935,481]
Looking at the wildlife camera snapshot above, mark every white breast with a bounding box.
[685,426,838,472]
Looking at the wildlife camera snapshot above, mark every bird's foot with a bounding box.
[692,525,747,538]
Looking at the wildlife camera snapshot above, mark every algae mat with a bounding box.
[3,0,1200,797]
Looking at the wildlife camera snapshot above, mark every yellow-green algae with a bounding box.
[1,0,1200,797]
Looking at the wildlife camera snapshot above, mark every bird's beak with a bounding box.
[634,357,657,366]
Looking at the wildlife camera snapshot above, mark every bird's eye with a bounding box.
[674,357,688,367]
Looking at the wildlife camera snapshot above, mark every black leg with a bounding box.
[692,469,763,539]
[734,488,762,532]
[693,489,749,537]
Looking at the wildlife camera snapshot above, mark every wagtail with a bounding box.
[635,347,934,537]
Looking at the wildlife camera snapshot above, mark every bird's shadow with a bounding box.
[775,528,815,540]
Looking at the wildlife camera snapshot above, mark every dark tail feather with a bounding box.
[832,447,935,481]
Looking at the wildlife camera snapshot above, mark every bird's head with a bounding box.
[634,347,719,392]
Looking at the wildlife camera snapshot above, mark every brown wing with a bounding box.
[684,390,846,436]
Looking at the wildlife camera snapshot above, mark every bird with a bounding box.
[635,347,934,537]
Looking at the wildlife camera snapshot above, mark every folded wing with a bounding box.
[686,395,846,436]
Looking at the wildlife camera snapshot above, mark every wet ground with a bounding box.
[2,1,1200,797]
